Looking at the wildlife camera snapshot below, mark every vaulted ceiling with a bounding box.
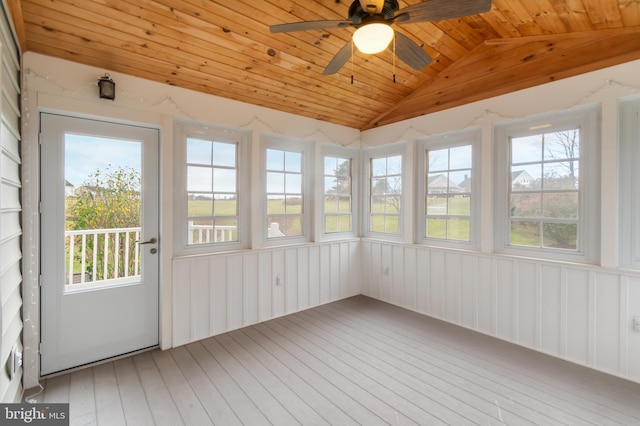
[8,0,640,130]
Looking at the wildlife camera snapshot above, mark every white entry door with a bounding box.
[40,113,159,375]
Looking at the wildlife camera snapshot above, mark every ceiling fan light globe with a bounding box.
[353,23,394,54]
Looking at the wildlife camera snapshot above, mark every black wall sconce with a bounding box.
[97,73,116,100]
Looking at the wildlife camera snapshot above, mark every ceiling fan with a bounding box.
[270,0,492,75]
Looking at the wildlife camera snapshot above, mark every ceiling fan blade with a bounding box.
[395,0,491,24]
[270,20,353,33]
[359,0,385,15]
[323,41,353,75]
[394,31,432,70]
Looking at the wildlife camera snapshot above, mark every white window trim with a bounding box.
[318,144,359,240]
[261,134,314,246]
[416,129,481,250]
[619,97,640,269]
[362,142,411,242]
[173,120,252,255]
[493,105,601,264]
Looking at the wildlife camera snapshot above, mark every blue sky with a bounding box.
[64,134,141,186]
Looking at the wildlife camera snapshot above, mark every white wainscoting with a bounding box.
[361,240,640,384]
[172,240,361,347]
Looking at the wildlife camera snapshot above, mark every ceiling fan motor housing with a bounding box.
[348,0,400,24]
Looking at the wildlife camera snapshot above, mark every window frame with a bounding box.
[261,134,314,246]
[416,129,481,249]
[173,121,251,254]
[320,145,359,240]
[493,106,601,264]
[362,142,407,242]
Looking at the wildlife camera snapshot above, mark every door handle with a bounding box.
[137,237,157,245]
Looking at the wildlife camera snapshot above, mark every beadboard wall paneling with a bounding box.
[172,240,360,347]
[361,240,640,383]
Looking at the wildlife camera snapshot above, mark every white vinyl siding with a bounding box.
[0,2,22,403]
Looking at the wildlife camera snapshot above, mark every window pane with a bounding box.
[267,195,284,215]
[428,149,449,171]
[543,192,578,219]
[384,216,399,233]
[336,159,350,176]
[213,196,236,216]
[426,218,446,238]
[187,138,212,165]
[188,219,213,244]
[512,165,541,190]
[188,195,212,217]
[336,177,350,195]
[213,168,236,192]
[266,172,285,193]
[325,216,339,233]
[372,177,387,195]
[371,196,386,213]
[427,195,447,215]
[450,145,472,169]
[187,166,212,192]
[544,130,580,161]
[337,196,351,213]
[324,156,337,175]
[285,195,303,214]
[325,196,338,213]
[543,162,579,189]
[512,135,542,164]
[266,149,284,171]
[212,142,236,167]
[285,151,302,172]
[511,193,542,217]
[268,216,302,236]
[448,195,470,216]
[324,176,336,193]
[543,223,577,249]
[428,173,448,194]
[371,158,387,177]
[448,219,470,241]
[510,221,541,246]
[285,173,302,194]
[387,155,402,175]
[370,215,386,233]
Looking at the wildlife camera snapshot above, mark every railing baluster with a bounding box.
[114,230,120,279]
[68,234,74,285]
[92,232,98,282]
[103,231,109,280]
[124,231,130,278]
[134,229,140,276]
[81,233,87,284]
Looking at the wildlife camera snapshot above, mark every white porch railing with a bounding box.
[65,227,141,285]
[66,223,239,285]
[187,221,236,244]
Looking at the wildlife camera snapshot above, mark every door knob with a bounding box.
[137,237,157,245]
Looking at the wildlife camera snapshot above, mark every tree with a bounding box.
[67,166,141,280]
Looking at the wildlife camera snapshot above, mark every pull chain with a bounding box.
[392,35,396,84]
[351,41,354,85]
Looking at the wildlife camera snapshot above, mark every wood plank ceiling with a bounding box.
[10,0,640,130]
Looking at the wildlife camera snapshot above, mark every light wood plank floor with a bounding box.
[33,296,640,425]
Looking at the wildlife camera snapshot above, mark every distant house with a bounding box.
[428,174,462,194]
[458,174,472,191]
[64,180,75,197]
[511,170,534,187]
